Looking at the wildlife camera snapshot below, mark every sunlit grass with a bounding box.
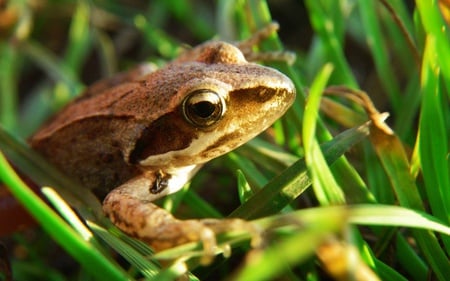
[0,0,449,280]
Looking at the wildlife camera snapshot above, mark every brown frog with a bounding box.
[30,29,296,259]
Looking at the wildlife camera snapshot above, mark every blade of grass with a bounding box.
[235,139,298,175]
[358,0,402,110]
[394,73,421,140]
[370,124,450,280]
[152,260,192,281]
[182,189,223,219]
[303,63,345,204]
[418,35,450,252]
[233,208,349,281]
[20,41,83,98]
[0,42,18,130]
[349,205,450,235]
[247,202,450,280]
[63,0,92,74]
[379,0,420,69]
[230,121,370,219]
[227,151,270,189]
[363,143,395,204]
[305,0,358,87]
[395,234,427,281]
[416,0,450,95]
[134,15,182,59]
[0,153,130,281]
[161,0,213,40]
[373,257,408,281]
[41,187,94,241]
[236,169,254,203]
[87,222,161,279]
[306,71,382,279]
[0,0,32,131]
[92,29,118,77]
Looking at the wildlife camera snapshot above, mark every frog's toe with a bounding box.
[201,218,263,248]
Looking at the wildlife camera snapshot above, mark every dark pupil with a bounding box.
[191,101,216,118]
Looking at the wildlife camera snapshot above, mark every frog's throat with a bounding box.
[109,164,202,202]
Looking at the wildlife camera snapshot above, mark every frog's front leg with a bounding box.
[103,189,217,253]
[102,168,256,261]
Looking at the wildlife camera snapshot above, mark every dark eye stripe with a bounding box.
[128,112,195,164]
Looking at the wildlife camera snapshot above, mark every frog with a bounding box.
[29,25,296,260]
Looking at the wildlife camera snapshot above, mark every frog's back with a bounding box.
[30,113,143,198]
[29,73,162,198]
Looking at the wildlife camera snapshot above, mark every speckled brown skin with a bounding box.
[30,38,295,257]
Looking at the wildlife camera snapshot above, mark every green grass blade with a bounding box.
[236,169,255,203]
[227,151,270,189]
[418,36,450,252]
[370,124,450,280]
[88,222,161,279]
[234,207,349,281]
[0,153,130,281]
[373,258,408,281]
[303,64,345,205]
[305,0,357,87]
[20,41,83,101]
[395,234,427,280]
[349,205,450,235]
[358,0,401,109]
[237,139,298,174]
[162,0,213,39]
[134,15,182,59]
[63,0,92,74]
[41,187,95,241]
[183,189,223,219]
[0,43,18,130]
[230,122,370,219]
[416,0,450,94]
[235,204,450,281]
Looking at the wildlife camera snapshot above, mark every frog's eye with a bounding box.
[182,89,226,127]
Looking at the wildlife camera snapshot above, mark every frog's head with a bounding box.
[130,42,296,169]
